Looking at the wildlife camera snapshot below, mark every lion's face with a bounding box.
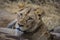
[17,7,43,32]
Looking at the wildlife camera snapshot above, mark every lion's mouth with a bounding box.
[18,23,24,27]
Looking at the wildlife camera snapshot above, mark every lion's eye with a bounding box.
[28,17,33,20]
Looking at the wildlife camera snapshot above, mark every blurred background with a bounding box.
[0,0,60,40]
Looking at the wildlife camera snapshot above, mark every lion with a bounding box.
[7,5,50,40]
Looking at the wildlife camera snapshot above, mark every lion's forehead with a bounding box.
[18,6,43,14]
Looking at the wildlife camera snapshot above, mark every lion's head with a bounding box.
[17,6,43,32]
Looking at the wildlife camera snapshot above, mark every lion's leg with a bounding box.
[7,19,17,28]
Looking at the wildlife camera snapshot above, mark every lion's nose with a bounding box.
[18,23,24,27]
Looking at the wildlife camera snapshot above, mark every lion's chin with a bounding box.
[20,27,29,31]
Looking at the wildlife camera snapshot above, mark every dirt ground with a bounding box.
[0,9,17,27]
